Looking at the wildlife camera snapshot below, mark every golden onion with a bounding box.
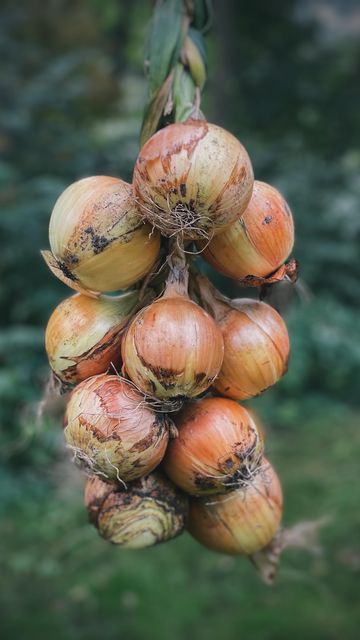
[84,472,188,549]
[45,291,138,386]
[188,459,283,555]
[163,397,264,495]
[133,119,254,240]
[42,176,160,294]
[121,251,224,401]
[64,374,169,482]
[198,180,294,280]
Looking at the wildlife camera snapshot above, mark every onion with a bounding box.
[64,374,169,482]
[45,291,139,386]
[84,472,188,549]
[121,248,224,402]
[42,176,160,295]
[188,459,283,555]
[133,119,254,240]
[163,397,264,495]
[198,180,294,280]
[197,275,289,400]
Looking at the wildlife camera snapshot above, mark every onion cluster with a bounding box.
[42,116,297,567]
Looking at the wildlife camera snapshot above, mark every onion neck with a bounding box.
[164,240,189,298]
[195,274,231,322]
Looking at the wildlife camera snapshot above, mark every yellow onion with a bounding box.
[197,275,289,400]
[133,119,254,240]
[163,397,264,495]
[45,291,139,386]
[188,459,283,555]
[84,472,188,549]
[121,249,224,401]
[42,176,160,295]
[64,374,169,482]
[198,180,294,280]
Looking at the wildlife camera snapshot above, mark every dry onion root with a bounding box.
[42,176,160,295]
[133,119,254,241]
[121,247,224,403]
[163,397,264,495]
[45,291,139,386]
[64,374,169,483]
[188,458,283,555]
[197,275,290,400]
[85,472,188,549]
[197,180,294,280]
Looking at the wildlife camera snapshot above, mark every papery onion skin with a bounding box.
[84,472,188,549]
[45,291,138,386]
[121,296,224,400]
[198,180,294,280]
[46,176,160,293]
[133,119,254,240]
[214,299,290,400]
[163,397,264,495]
[64,374,169,482]
[188,459,283,555]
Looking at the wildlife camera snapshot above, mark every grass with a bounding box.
[1,402,359,640]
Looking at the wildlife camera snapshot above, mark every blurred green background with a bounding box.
[1,0,360,638]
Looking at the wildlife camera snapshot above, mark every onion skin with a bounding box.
[122,296,224,400]
[163,397,264,495]
[85,472,188,549]
[45,176,160,293]
[188,459,283,555]
[45,291,138,386]
[214,299,290,400]
[198,180,294,280]
[133,119,254,240]
[64,374,169,482]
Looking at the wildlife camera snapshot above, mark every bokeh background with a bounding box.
[1,0,359,638]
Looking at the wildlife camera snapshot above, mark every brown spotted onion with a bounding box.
[64,374,169,482]
[197,275,290,400]
[84,472,188,549]
[188,459,283,555]
[198,180,294,280]
[42,176,160,295]
[45,291,139,386]
[121,248,224,402]
[133,119,254,240]
[163,397,264,495]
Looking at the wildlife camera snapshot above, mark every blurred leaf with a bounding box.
[140,71,174,146]
[145,0,184,98]
[172,63,196,121]
[192,0,213,33]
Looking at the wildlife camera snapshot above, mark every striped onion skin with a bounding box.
[45,291,138,386]
[122,296,224,400]
[44,176,160,294]
[64,374,169,483]
[163,397,264,495]
[133,119,254,240]
[188,459,283,555]
[198,181,294,280]
[213,298,290,401]
[85,473,188,549]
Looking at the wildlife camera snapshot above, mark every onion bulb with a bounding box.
[133,119,254,240]
[198,180,294,280]
[64,374,169,482]
[122,249,224,402]
[188,459,283,555]
[197,275,289,400]
[163,397,264,495]
[42,176,160,295]
[84,472,188,549]
[45,291,139,386]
